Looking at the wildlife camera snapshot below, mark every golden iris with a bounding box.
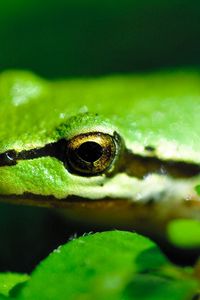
[66,132,118,176]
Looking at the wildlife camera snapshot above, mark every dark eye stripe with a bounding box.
[0,132,120,177]
[117,150,200,179]
[0,136,200,179]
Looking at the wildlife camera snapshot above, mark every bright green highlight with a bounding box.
[167,219,200,248]
[16,231,197,300]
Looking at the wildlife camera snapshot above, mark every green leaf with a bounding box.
[0,272,29,297]
[123,274,196,300]
[167,219,200,248]
[16,231,198,300]
[195,185,200,195]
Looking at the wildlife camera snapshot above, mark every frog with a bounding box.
[0,69,199,245]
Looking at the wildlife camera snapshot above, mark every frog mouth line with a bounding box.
[0,139,200,179]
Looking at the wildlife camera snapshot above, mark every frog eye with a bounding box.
[66,132,117,176]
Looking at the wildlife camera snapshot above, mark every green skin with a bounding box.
[0,70,200,241]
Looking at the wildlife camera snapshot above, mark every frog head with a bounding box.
[0,70,200,238]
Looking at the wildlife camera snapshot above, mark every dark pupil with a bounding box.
[77,141,103,162]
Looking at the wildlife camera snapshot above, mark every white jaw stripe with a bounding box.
[65,173,200,204]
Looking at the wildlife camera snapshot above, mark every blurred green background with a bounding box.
[0,0,200,272]
[1,0,200,78]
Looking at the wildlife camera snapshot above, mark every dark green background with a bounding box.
[1,0,200,78]
[0,0,200,272]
